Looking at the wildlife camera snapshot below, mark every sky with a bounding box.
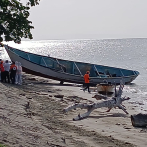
[23,0,147,40]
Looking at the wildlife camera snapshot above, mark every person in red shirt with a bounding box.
[83,71,90,93]
[0,60,5,82]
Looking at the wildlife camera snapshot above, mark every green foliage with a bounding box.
[0,0,40,43]
[0,144,6,147]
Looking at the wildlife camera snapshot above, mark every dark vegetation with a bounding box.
[0,0,40,43]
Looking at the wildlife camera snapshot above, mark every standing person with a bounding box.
[83,71,91,93]
[0,59,2,81]
[3,60,10,83]
[0,60,5,82]
[10,61,17,84]
[15,62,22,85]
[15,61,19,84]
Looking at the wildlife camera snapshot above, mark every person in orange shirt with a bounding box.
[10,61,17,84]
[83,71,90,93]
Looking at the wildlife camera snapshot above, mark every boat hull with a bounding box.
[4,45,139,85]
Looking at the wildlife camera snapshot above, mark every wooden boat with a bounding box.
[97,83,115,95]
[4,44,139,85]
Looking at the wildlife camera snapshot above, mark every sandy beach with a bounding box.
[0,73,147,147]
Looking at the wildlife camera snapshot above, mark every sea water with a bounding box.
[1,38,147,113]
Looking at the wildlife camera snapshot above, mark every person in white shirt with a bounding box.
[3,60,10,83]
[15,62,22,85]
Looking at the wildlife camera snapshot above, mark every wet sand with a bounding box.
[0,73,147,147]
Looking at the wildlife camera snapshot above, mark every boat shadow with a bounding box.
[125,83,137,86]
[34,81,78,87]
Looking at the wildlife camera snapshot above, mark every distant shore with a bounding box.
[0,72,146,147]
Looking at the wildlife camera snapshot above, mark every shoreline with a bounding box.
[0,72,146,147]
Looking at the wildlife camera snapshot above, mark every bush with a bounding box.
[0,144,6,147]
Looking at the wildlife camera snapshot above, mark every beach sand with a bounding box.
[0,73,147,147]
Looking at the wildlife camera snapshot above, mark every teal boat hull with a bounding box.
[4,45,139,85]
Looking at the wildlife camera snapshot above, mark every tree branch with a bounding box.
[64,81,130,120]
